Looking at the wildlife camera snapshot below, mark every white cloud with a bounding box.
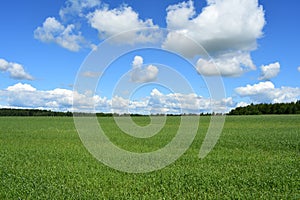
[163,0,265,76]
[87,5,160,43]
[1,83,232,113]
[130,56,158,83]
[109,88,233,114]
[147,88,233,114]
[1,83,108,112]
[0,58,33,80]
[34,17,87,51]
[165,0,265,53]
[236,101,249,108]
[297,66,300,72]
[235,81,300,103]
[0,59,9,71]
[110,95,131,113]
[7,83,36,92]
[236,81,274,96]
[259,62,280,80]
[59,0,101,19]
[196,51,255,76]
[132,55,143,68]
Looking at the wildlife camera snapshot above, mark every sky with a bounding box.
[0,0,299,114]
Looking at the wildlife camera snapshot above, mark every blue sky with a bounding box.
[0,0,299,113]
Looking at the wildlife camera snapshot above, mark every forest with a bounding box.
[0,108,73,117]
[228,100,300,115]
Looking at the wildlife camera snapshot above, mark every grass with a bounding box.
[1,115,299,199]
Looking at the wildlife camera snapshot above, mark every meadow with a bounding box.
[1,115,299,199]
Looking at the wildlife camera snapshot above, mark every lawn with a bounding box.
[1,115,299,199]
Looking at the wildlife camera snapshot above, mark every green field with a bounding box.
[1,115,299,199]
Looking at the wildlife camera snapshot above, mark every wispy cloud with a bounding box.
[81,71,102,78]
[59,0,101,19]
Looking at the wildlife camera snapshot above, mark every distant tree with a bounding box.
[0,108,73,117]
[228,100,300,115]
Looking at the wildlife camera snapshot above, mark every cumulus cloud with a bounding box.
[7,83,36,91]
[297,66,300,72]
[259,62,280,80]
[130,56,158,83]
[0,58,33,80]
[235,81,300,103]
[163,0,265,76]
[165,0,265,53]
[59,0,101,19]
[87,5,160,43]
[1,83,108,112]
[34,17,90,51]
[235,81,274,96]
[110,88,233,114]
[148,88,233,113]
[196,51,255,76]
[1,83,232,113]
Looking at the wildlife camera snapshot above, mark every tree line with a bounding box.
[0,108,73,117]
[0,109,143,117]
[228,100,300,115]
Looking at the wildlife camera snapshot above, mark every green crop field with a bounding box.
[1,115,299,199]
